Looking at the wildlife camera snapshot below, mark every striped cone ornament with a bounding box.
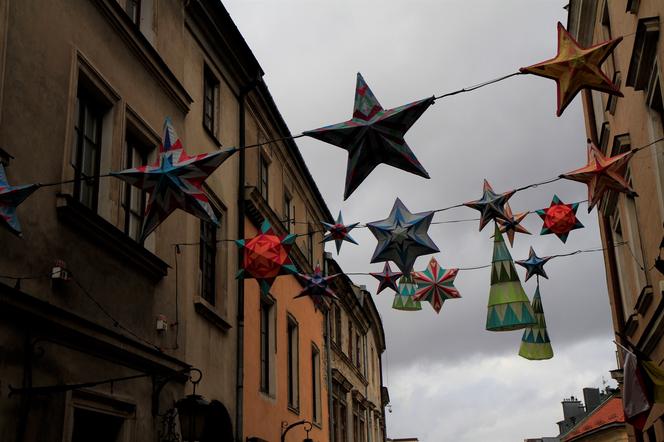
[392,274,422,311]
[486,224,537,331]
[519,285,553,360]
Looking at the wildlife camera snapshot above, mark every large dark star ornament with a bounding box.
[516,246,552,282]
[520,22,623,117]
[303,73,434,200]
[322,211,359,253]
[112,118,235,241]
[0,164,38,237]
[464,179,515,231]
[367,198,439,275]
[370,262,403,294]
[561,140,636,211]
[294,264,340,305]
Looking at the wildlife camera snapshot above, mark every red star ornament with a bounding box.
[561,140,636,211]
[536,195,584,243]
[520,22,622,116]
[236,220,298,294]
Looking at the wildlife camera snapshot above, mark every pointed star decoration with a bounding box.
[0,164,38,237]
[496,202,531,247]
[520,22,623,117]
[370,262,403,294]
[294,264,340,307]
[367,198,439,275]
[303,73,434,200]
[463,179,516,231]
[536,195,584,243]
[516,246,553,282]
[322,211,359,253]
[412,257,460,314]
[111,118,235,241]
[236,220,298,294]
[561,140,636,211]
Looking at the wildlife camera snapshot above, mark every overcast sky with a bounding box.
[224,1,619,440]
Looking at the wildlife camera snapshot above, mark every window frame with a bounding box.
[259,295,275,395]
[202,65,220,138]
[72,93,104,212]
[125,0,141,26]
[199,218,218,305]
[311,343,321,424]
[121,132,151,242]
[287,314,300,411]
[259,149,270,202]
[283,190,293,233]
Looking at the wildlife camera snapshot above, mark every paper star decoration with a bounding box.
[412,257,460,314]
[520,22,623,117]
[367,198,439,275]
[536,195,584,243]
[303,73,434,200]
[294,264,340,304]
[322,211,359,253]
[516,246,552,282]
[496,202,531,247]
[370,262,403,294]
[0,164,38,237]
[561,140,635,211]
[236,220,298,294]
[463,179,515,231]
[111,118,235,240]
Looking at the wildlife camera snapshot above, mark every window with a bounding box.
[607,72,621,115]
[283,191,293,233]
[599,122,611,153]
[72,407,125,442]
[260,297,274,394]
[627,18,659,91]
[259,151,269,202]
[203,66,219,136]
[348,322,353,361]
[353,399,366,442]
[332,382,347,442]
[287,315,299,410]
[200,220,217,305]
[307,224,314,264]
[355,332,361,369]
[72,91,105,211]
[125,0,141,26]
[334,303,342,344]
[311,344,321,424]
[122,133,149,241]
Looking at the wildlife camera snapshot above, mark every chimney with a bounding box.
[583,387,601,412]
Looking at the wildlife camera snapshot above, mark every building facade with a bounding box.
[0,0,337,441]
[567,1,664,441]
[327,257,388,442]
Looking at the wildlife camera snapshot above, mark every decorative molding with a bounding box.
[90,0,192,114]
[194,298,232,332]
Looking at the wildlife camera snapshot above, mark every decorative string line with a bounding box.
[433,72,524,101]
[343,242,628,275]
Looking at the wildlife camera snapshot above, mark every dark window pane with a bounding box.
[200,220,217,305]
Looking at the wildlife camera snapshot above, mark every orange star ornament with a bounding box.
[496,202,530,247]
[561,140,636,211]
[520,22,622,116]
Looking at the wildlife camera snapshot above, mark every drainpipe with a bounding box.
[325,305,334,442]
[236,76,260,442]
[363,327,370,442]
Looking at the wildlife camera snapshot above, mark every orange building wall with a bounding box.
[242,220,330,442]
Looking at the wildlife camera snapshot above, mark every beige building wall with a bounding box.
[567,1,664,441]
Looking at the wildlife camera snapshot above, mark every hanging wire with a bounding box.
[433,72,524,101]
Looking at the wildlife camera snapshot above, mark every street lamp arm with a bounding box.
[280,419,313,442]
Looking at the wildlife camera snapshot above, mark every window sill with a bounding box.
[287,405,300,416]
[56,194,168,280]
[202,124,222,148]
[194,297,232,332]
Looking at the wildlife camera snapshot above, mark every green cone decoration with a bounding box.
[486,224,537,331]
[519,285,553,360]
[392,274,422,311]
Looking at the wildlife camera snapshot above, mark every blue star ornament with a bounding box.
[463,179,515,231]
[367,198,439,275]
[303,73,434,200]
[111,118,235,241]
[516,246,553,281]
[0,164,38,237]
[294,264,340,308]
[322,211,359,253]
